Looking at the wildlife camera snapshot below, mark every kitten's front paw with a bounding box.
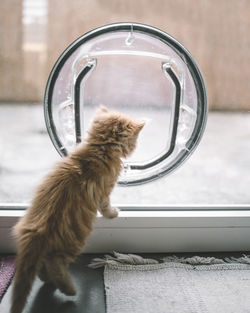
[103,207,119,219]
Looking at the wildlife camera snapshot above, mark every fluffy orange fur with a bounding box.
[11,107,145,313]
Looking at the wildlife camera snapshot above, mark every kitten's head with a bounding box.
[88,106,145,158]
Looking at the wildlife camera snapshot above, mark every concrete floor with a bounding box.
[0,103,250,205]
[0,254,105,313]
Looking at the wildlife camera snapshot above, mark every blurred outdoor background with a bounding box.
[0,0,250,205]
[1,0,250,109]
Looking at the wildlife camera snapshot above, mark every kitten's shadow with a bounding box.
[29,283,78,313]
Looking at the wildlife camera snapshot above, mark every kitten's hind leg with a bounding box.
[99,198,119,218]
[38,263,51,283]
[45,257,76,296]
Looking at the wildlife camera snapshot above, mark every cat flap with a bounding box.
[44,23,208,186]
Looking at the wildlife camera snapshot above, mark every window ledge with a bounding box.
[1,205,250,253]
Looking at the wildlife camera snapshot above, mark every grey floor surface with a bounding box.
[1,252,249,313]
[0,254,105,313]
[1,103,250,206]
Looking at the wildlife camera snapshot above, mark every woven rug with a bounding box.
[90,252,250,313]
[0,255,15,302]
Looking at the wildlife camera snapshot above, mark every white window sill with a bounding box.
[1,204,250,253]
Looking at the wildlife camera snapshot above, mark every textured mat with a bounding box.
[0,255,15,302]
[90,252,250,313]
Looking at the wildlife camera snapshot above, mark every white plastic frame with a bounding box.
[1,205,250,253]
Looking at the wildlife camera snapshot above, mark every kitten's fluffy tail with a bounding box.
[11,231,45,313]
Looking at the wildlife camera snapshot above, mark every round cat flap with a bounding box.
[44,23,208,186]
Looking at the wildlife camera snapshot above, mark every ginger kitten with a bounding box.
[11,106,145,313]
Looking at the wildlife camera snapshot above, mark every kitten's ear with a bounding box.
[94,105,109,117]
[135,119,146,132]
[98,105,109,114]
